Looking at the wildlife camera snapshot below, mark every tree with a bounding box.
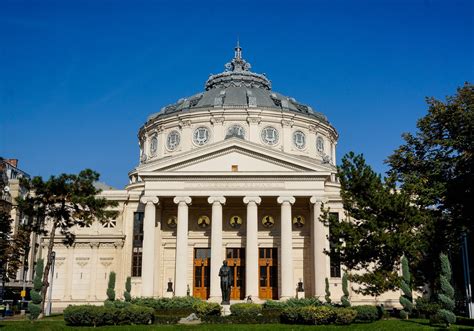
[323,152,428,296]
[324,277,331,304]
[341,273,350,307]
[433,253,456,326]
[107,271,116,302]
[29,259,44,320]
[17,169,118,318]
[124,276,132,302]
[399,256,413,319]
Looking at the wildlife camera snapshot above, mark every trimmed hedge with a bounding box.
[192,301,221,317]
[353,305,379,323]
[63,304,154,326]
[202,314,279,324]
[334,307,358,325]
[299,306,336,325]
[131,296,201,311]
[230,303,263,316]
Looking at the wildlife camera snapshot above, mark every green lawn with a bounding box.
[0,318,472,330]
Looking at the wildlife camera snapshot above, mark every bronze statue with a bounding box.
[219,260,233,304]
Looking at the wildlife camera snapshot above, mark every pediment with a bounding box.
[138,138,333,175]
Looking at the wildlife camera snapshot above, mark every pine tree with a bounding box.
[341,273,350,307]
[28,259,44,320]
[434,253,456,326]
[399,256,413,319]
[325,277,331,304]
[123,276,132,302]
[106,271,116,301]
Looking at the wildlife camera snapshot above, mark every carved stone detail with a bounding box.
[246,117,261,125]
[281,120,294,127]
[179,120,192,128]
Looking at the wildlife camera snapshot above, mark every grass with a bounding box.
[0,318,472,330]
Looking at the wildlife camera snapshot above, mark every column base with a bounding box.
[221,304,231,316]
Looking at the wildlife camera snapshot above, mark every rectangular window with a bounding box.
[231,165,238,172]
[132,212,144,276]
[329,212,341,278]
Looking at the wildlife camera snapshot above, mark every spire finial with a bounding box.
[235,39,242,60]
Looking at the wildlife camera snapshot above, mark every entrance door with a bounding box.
[259,248,278,299]
[226,248,245,300]
[193,248,210,300]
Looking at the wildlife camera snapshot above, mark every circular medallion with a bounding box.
[293,130,306,149]
[261,126,279,145]
[226,125,246,140]
[167,216,177,228]
[293,215,305,228]
[316,136,324,153]
[193,127,210,146]
[262,215,275,228]
[167,130,181,151]
[149,136,158,156]
[229,215,243,228]
[197,215,211,228]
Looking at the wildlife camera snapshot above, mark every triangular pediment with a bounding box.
[137,138,333,175]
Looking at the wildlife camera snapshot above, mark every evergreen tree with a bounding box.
[107,271,116,301]
[341,273,350,307]
[325,277,331,304]
[29,259,44,320]
[433,253,456,326]
[124,276,132,302]
[399,256,413,319]
[17,169,118,318]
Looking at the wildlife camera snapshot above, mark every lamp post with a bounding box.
[45,251,56,316]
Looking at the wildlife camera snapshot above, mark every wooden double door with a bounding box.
[226,248,245,300]
[259,248,278,300]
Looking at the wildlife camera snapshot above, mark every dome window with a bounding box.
[293,131,306,150]
[316,136,325,153]
[193,127,211,146]
[149,136,158,156]
[167,130,181,151]
[261,126,279,146]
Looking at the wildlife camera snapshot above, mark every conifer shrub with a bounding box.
[106,271,116,302]
[123,276,132,302]
[341,273,351,307]
[399,256,413,319]
[325,277,332,304]
[431,253,456,326]
[28,259,44,320]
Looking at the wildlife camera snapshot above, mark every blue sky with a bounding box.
[1,0,473,188]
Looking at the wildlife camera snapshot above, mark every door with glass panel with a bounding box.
[258,248,278,299]
[226,248,245,300]
[193,248,210,300]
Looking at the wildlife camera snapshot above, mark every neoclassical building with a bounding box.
[44,45,399,309]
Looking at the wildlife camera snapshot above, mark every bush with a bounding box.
[192,301,221,316]
[230,303,262,316]
[131,296,201,311]
[415,297,440,317]
[63,304,154,326]
[64,305,100,326]
[263,300,288,309]
[353,305,379,323]
[456,316,474,326]
[280,307,301,324]
[334,308,357,325]
[299,306,336,325]
[285,297,322,308]
[202,314,279,324]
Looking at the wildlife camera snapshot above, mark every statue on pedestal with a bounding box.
[219,260,233,304]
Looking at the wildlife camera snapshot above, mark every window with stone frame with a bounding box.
[132,212,144,277]
[329,212,342,278]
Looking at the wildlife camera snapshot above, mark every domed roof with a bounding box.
[148,43,328,123]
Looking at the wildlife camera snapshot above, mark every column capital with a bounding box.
[310,196,329,205]
[243,196,261,205]
[173,196,192,205]
[208,196,226,205]
[140,196,159,205]
[277,196,295,205]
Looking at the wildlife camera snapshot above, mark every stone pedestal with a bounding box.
[297,291,305,299]
[221,304,231,316]
[164,291,173,298]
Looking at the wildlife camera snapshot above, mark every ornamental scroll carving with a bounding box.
[76,257,90,268]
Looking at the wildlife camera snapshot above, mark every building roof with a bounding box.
[148,43,328,123]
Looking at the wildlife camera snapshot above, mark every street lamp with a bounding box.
[45,251,56,316]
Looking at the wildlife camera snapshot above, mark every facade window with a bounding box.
[132,212,144,276]
[167,130,181,150]
[293,130,306,149]
[193,127,210,146]
[149,136,158,156]
[329,212,341,278]
[261,126,279,145]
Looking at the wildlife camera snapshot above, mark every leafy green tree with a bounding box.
[0,211,13,283]
[124,276,132,302]
[107,271,116,301]
[399,256,413,319]
[322,152,427,296]
[433,253,456,326]
[341,273,350,307]
[324,277,331,304]
[29,259,44,320]
[17,169,118,318]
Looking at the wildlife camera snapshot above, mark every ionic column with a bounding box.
[310,196,329,297]
[278,196,296,299]
[243,196,261,299]
[173,196,192,297]
[140,196,159,297]
[208,196,226,301]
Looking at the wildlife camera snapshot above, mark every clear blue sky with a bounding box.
[1,0,473,188]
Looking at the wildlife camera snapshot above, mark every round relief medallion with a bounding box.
[197,215,211,228]
[293,130,306,149]
[167,216,177,228]
[316,136,325,153]
[229,215,243,228]
[149,136,158,155]
[261,126,279,145]
[293,215,305,228]
[167,130,181,151]
[262,215,275,228]
[193,127,210,146]
[226,125,245,140]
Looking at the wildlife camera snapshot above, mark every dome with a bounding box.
[148,43,328,123]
